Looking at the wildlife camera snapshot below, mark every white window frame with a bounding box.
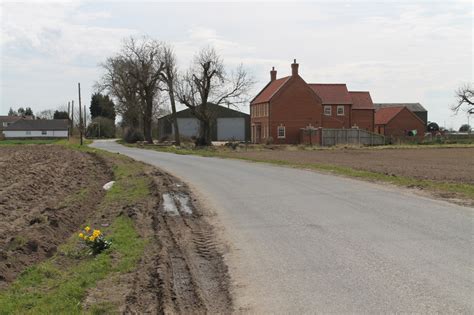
[41,130,47,135]
[337,105,345,116]
[277,125,286,139]
[2,122,7,127]
[26,130,31,135]
[324,106,332,116]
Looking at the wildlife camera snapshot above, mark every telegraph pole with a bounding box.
[71,100,74,136]
[78,83,83,146]
[67,101,71,140]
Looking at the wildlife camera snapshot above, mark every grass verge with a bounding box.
[120,141,474,201]
[0,143,149,314]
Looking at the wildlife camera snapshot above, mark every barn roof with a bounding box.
[158,103,249,121]
[374,103,426,112]
[251,76,291,104]
[5,119,69,131]
[374,107,405,125]
[349,91,374,110]
[308,84,352,104]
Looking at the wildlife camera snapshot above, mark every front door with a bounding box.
[256,125,262,143]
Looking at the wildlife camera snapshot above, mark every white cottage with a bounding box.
[3,119,69,138]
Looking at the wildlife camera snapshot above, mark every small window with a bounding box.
[42,130,47,135]
[26,131,31,135]
[2,122,7,127]
[277,125,285,139]
[324,106,332,116]
[337,106,344,116]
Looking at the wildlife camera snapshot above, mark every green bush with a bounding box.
[123,128,144,143]
[87,117,116,138]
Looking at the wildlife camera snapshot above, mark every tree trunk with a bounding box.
[169,88,181,146]
[143,96,154,144]
[197,119,212,146]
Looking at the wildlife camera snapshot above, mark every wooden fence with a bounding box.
[320,128,385,146]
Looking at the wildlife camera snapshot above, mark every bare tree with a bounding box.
[177,47,253,146]
[98,37,165,143]
[123,37,165,143]
[160,44,181,145]
[452,83,474,115]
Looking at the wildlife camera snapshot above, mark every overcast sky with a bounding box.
[1,0,472,129]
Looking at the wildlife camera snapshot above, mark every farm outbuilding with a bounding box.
[375,106,425,141]
[3,119,69,139]
[374,103,427,126]
[157,104,250,142]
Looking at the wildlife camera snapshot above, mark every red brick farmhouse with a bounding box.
[250,60,376,144]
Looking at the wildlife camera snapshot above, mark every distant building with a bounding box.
[374,103,427,126]
[3,119,69,139]
[0,115,34,132]
[157,104,250,141]
[374,107,425,141]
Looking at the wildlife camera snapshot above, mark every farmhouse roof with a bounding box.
[251,76,291,104]
[308,84,352,105]
[374,103,426,112]
[5,119,69,131]
[349,91,374,110]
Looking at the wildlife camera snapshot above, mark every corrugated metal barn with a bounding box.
[158,104,250,141]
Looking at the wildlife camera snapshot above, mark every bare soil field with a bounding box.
[230,147,474,184]
[0,144,232,313]
[0,145,111,286]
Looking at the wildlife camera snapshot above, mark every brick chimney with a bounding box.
[291,59,299,76]
[270,67,277,81]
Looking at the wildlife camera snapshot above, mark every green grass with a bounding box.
[0,216,143,315]
[121,141,474,201]
[0,148,148,314]
[0,139,61,146]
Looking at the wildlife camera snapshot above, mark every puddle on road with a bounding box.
[162,193,179,216]
[176,194,193,215]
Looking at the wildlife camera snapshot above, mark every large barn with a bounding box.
[157,104,250,142]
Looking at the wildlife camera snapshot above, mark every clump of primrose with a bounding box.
[78,226,111,255]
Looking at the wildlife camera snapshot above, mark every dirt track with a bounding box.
[0,145,111,286]
[120,169,232,313]
[230,147,474,184]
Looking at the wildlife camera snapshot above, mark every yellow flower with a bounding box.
[83,235,88,240]
[84,226,91,232]
[78,233,84,238]
[89,236,95,241]
[93,230,101,237]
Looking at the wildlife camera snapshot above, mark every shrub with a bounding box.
[123,128,144,143]
[86,117,116,138]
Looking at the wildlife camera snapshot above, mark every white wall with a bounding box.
[3,130,68,138]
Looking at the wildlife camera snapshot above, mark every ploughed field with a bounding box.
[0,144,232,313]
[230,147,474,184]
[0,145,111,285]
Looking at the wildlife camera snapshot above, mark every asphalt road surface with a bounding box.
[91,140,473,313]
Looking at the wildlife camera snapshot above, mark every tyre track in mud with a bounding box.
[124,169,232,314]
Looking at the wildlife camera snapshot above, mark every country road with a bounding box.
[91,140,473,313]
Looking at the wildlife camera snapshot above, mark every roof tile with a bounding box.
[349,91,374,110]
[251,76,291,104]
[308,84,352,104]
